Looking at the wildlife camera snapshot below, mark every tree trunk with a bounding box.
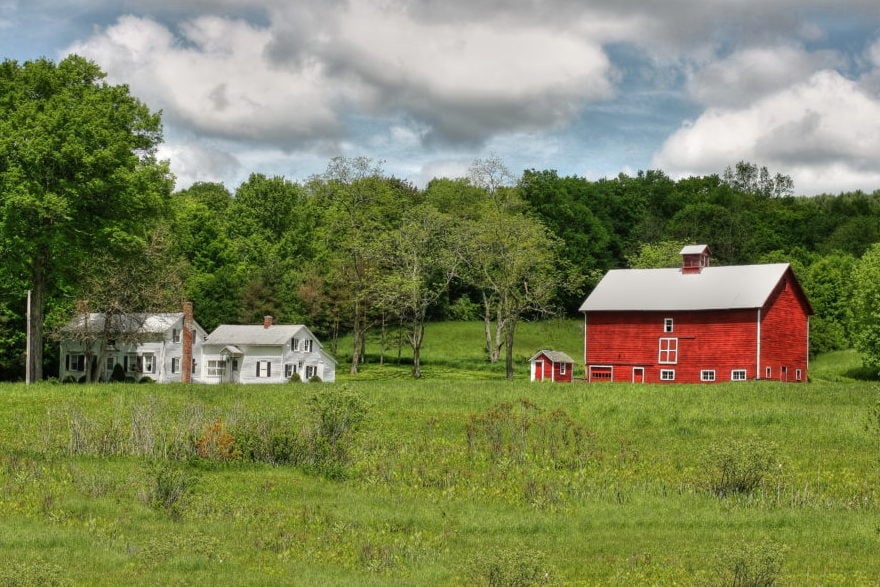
[409,320,425,379]
[27,254,48,381]
[504,318,517,380]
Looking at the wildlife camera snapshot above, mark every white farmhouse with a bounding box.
[201,316,336,384]
[59,302,207,383]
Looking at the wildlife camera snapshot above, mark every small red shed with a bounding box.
[530,350,575,382]
[580,246,813,384]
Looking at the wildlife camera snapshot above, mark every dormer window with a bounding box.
[664,318,674,333]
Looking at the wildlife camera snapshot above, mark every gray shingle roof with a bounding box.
[530,350,575,364]
[579,263,796,312]
[205,324,306,346]
[63,312,184,334]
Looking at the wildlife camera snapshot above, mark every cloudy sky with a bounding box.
[2,1,880,195]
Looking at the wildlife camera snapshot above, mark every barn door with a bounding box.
[632,367,645,383]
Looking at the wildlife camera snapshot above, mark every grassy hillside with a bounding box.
[333,319,584,380]
[1,324,879,585]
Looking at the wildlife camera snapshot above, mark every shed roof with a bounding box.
[529,350,575,364]
[679,244,710,255]
[205,324,307,346]
[579,263,810,312]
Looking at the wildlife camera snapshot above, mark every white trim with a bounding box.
[588,365,613,382]
[658,337,678,364]
[731,369,747,381]
[632,367,645,383]
[756,309,762,379]
[660,369,675,381]
[664,317,674,333]
[700,369,716,382]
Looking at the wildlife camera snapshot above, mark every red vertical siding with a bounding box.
[585,309,759,383]
[760,271,810,381]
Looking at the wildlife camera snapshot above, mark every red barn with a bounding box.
[530,350,575,382]
[579,245,813,384]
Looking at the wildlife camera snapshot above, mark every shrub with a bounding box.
[194,417,239,461]
[714,537,787,586]
[702,438,778,496]
[140,460,197,519]
[138,376,155,384]
[302,386,367,478]
[468,546,556,586]
[308,375,322,383]
[109,363,126,382]
[288,372,301,383]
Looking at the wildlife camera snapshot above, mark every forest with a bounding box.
[3,56,880,382]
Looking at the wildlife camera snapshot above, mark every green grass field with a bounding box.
[1,321,879,585]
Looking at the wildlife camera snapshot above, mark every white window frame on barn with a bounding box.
[660,369,675,381]
[664,318,674,333]
[765,366,772,379]
[731,369,747,381]
[796,368,802,381]
[658,338,678,364]
[700,370,716,382]
[560,363,567,375]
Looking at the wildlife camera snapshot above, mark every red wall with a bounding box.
[584,270,810,383]
[533,355,573,382]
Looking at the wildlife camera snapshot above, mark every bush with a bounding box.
[714,537,787,586]
[702,438,778,496]
[468,546,556,586]
[194,417,239,461]
[302,386,367,478]
[308,375,322,383]
[140,460,197,520]
[138,376,155,384]
[109,363,126,382]
[287,372,301,383]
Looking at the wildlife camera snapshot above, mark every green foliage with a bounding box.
[140,460,197,519]
[467,546,556,586]
[301,386,367,478]
[702,438,779,496]
[713,537,787,587]
[852,243,880,374]
[627,239,692,268]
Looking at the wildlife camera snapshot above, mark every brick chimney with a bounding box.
[263,315,273,329]
[182,302,193,383]
[680,245,711,275]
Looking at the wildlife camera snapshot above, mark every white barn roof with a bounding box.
[579,263,796,312]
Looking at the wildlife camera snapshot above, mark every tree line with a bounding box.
[2,55,880,381]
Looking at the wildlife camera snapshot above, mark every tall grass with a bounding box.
[0,336,878,585]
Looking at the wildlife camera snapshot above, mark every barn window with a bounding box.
[658,338,678,364]
[795,369,802,381]
[731,369,747,381]
[664,318,674,333]
[765,366,772,379]
[701,370,716,382]
[660,369,675,381]
[589,366,612,381]
[256,361,272,378]
[559,363,567,375]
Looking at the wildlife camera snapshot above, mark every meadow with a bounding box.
[1,321,879,586]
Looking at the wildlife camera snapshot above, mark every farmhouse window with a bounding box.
[171,357,180,374]
[106,357,114,373]
[256,360,272,378]
[660,369,675,381]
[700,370,716,382]
[658,338,678,364]
[731,369,747,381]
[191,359,197,374]
[285,363,298,378]
[291,338,299,351]
[664,318,674,333]
[303,339,314,352]
[207,360,226,377]
[139,353,155,374]
[172,328,180,343]
[66,354,86,372]
[305,365,318,379]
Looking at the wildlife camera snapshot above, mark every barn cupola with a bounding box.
[680,244,711,274]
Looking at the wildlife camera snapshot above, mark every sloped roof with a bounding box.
[680,244,710,255]
[205,324,307,346]
[63,312,185,334]
[579,263,807,312]
[530,350,575,364]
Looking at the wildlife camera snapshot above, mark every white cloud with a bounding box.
[653,69,880,194]
[686,45,841,108]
